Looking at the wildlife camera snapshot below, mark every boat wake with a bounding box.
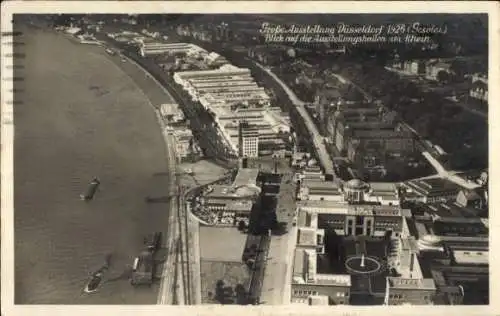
[82,254,112,294]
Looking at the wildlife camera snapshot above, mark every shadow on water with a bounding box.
[144,196,172,204]
[106,267,134,283]
[152,172,170,177]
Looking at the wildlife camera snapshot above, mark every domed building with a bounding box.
[298,177,400,206]
[340,178,400,206]
[343,178,370,203]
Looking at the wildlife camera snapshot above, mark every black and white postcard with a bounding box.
[1,2,498,316]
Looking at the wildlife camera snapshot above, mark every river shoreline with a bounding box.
[14,25,175,304]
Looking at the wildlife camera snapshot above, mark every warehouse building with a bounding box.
[140,42,207,57]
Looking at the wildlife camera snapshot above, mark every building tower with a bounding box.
[238,121,259,158]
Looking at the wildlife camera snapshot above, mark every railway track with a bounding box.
[176,185,193,304]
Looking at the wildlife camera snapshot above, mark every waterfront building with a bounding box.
[172,128,194,162]
[174,63,289,156]
[160,103,185,123]
[174,64,252,86]
[140,42,206,57]
[219,107,290,155]
[201,168,261,224]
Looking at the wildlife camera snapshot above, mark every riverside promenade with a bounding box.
[109,45,204,305]
[112,54,183,305]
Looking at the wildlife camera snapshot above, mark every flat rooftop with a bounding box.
[303,178,340,190]
[274,173,297,223]
[298,201,404,217]
[190,78,256,87]
[387,277,436,290]
[298,227,318,247]
[405,178,462,196]
[370,182,397,193]
[233,168,259,187]
[424,202,480,219]
[293,248,352,287]
[225,200,253,213]
[205,184,259,200]
[452,250,489,265]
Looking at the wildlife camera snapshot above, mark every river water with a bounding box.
[14,26,175,304]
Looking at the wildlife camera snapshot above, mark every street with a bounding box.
[252,60,336,176]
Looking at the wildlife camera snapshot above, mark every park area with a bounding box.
[199,227,250,304]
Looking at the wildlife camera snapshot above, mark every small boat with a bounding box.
[83,254,111,293]
[80,177,100,201]
[83,272,103,293]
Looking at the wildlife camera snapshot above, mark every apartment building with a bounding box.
[172,128,194,162]
[335,119,395,153]
[346,129,415,166]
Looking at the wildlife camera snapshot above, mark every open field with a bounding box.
[200,261,250,304]
[179,159,230,189]
[14,25,174,304]
[199,227,247,262]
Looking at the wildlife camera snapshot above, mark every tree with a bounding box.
[235,284,248,304]
[215,280,226,303]
[437,70,450,83]
[237,220,247,232]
